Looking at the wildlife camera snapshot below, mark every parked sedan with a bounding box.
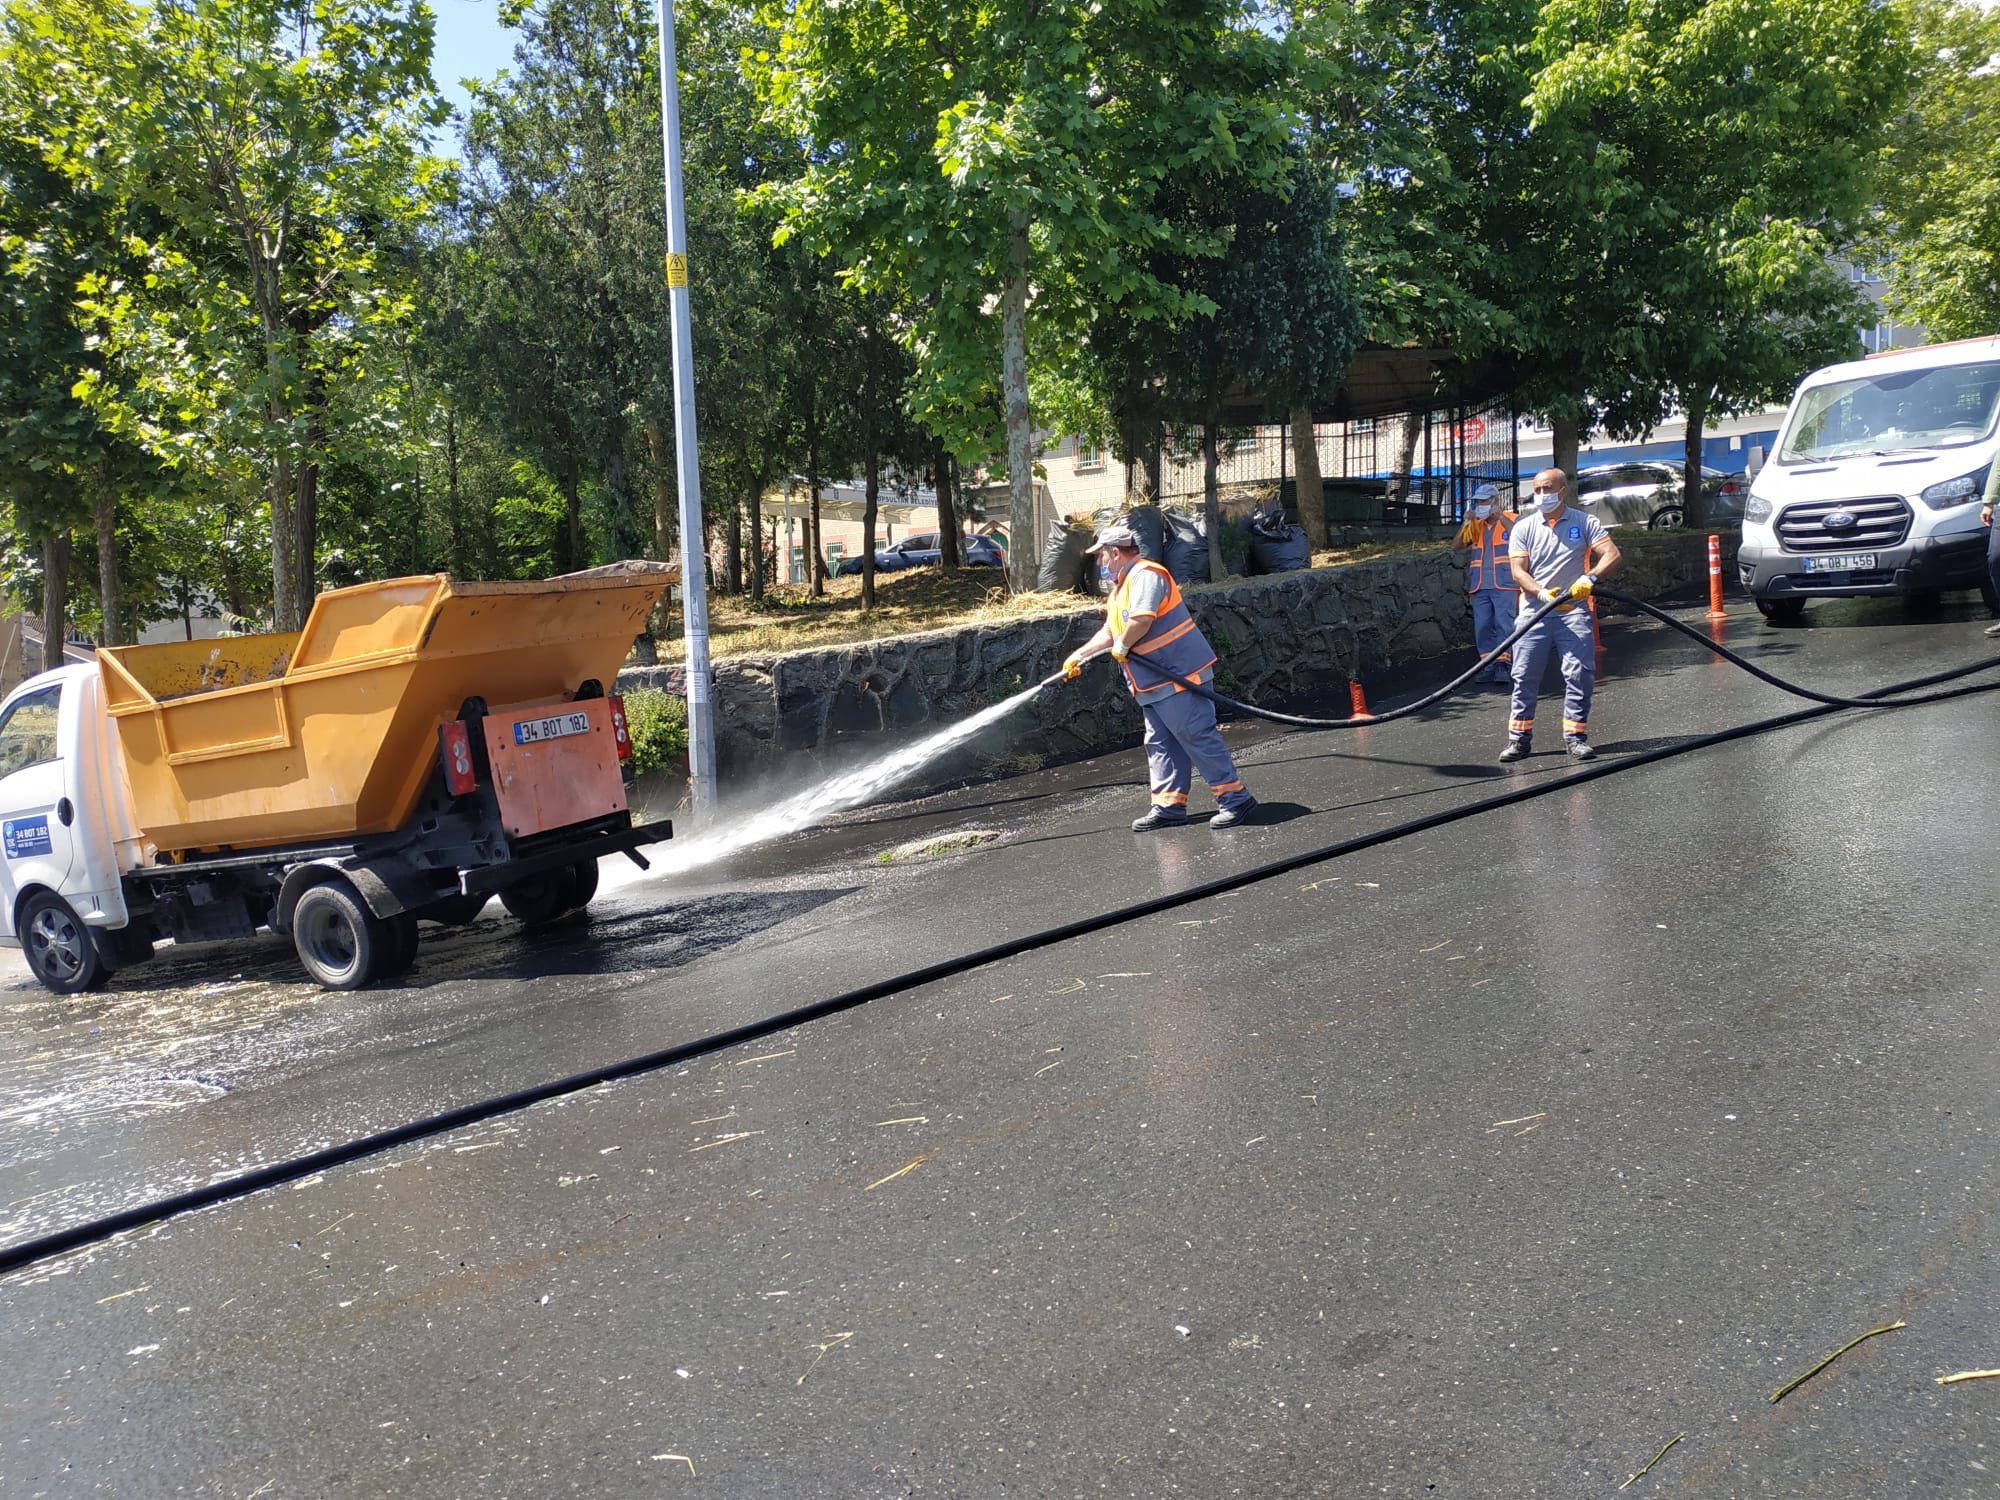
[1573,461,1748,530]
[834,532,1006,575]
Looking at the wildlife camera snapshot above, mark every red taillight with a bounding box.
[609,694,632,761]
[439,720,477,794]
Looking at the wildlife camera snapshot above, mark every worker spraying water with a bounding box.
[641,669,1068,879]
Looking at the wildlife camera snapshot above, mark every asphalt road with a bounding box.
[3,591,1998,1498]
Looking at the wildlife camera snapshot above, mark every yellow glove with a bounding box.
[1062,656,1084,681]
[1111,646,1129,663]
[1541,587,1562,604]
[1569,575,1595,600]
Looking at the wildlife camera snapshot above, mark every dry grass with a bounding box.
[655,535,1447,663]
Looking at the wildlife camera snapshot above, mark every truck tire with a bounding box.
[292,880,384,991]
[566,858,600,911]
[500,870,574,927]
[374,912,420,981]
[1755,597,1806,624]
[20,890,110,995]
[422,893,489,927]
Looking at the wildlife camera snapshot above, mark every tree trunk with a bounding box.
[446,406,465,577]
[723,494,742,596]
[561,466,584,572]
[93,460,120,647]
[1203,420,1224,580]
[293,455,319,612]
[935,440,961,573]
[747,467,765,602]
[1681,393,1708,515]
[644,416,676,562]
[807,431,826,598]
[1001,211,1035,592]
[862,449,881,611]
[257,269,300,631]
[1388,415,1422,504]
[1551,414,1581,483]
[606,442,635,561]
[1291,404,1326,547]
[41,530,71,672]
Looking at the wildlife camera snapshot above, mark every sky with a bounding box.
[428,0,515,137]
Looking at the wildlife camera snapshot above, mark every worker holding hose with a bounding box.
[1502,469,1622,763]
[1063,525,1258,831]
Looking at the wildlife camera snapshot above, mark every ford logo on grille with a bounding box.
[1822,510,1858,531]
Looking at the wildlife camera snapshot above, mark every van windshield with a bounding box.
[1778,360,2000,462]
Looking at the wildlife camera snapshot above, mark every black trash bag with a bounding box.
[1247,509,1312,574]
[1163,508,1210,586]
[1124,503,1167,563]
[1036,517,1096,593]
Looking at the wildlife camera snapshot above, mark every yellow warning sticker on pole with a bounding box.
[666,252,688,288]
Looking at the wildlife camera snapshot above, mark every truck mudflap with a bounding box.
[457,817,673,898]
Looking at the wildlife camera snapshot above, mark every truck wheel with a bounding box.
[1755,597,1806,624]
[566,858,600,911]
[374,912,420,981]
[422,893,489,927]
[292,881,383,991]
[20,891,109,995]
[500,870,573,927]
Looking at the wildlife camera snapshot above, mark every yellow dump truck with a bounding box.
[0,570,678,993]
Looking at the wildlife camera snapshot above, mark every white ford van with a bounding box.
[1739,337,2000,621]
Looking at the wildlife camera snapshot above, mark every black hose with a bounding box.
[1112,586,2000,725]
[6,632,1999,1279]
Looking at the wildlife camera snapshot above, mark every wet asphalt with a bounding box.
[2,591,1999,1497]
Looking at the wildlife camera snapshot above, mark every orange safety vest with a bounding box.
[1108,559,1215,696]
[1465,513,1519,593]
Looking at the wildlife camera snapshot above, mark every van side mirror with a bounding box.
[1746,446,1765,478]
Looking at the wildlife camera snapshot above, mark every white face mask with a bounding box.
[1536,491,1562,516]
[1472,503,1493,520]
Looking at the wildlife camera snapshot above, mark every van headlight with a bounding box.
[1745,494,1772,524]
[1919,465,1988,507]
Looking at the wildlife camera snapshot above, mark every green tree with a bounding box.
[43,0,449,630]
[1524,0,1908,497]
[1871,0,2000,340]
[753,0,1297,590]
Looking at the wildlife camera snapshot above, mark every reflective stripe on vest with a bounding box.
[1467,514,1518,593]
[1110,559,1215,695]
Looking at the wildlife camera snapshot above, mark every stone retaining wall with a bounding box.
[619,530,1737,791]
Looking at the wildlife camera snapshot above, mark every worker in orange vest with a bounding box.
[1062,525,1258,830]
[1455,481,1517,683]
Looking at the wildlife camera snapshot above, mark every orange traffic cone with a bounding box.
[1348,679,1375,721]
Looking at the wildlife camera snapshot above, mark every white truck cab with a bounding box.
[0,663,149,988]
[1739,337,2000,621]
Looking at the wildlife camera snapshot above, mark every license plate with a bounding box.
[1802,552,1875,572]
[512,710,591,745]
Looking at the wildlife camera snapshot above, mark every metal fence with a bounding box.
[1152,399,1522,526]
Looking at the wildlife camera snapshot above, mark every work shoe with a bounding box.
[1210,798,1258,830]
[1497,738,1531,764]
[1984,621,2000,637]
[1132,807,1188,832]
[1566,738,1597,762]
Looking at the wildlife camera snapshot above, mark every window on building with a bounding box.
[1074,438,1105,472]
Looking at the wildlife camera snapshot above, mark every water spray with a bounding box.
[642,670,1069,879]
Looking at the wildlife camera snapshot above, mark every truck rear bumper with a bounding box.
[459,817,674,897]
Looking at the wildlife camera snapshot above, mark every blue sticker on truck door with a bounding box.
[3,816,51,859]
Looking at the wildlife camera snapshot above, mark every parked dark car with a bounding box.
[833,532,1006,575]
[1572,461,1748,530]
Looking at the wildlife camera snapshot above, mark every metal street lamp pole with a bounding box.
[654,0,716,816]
